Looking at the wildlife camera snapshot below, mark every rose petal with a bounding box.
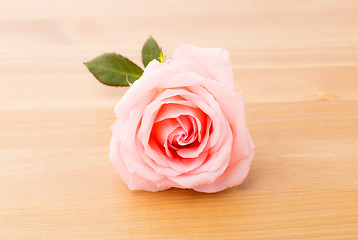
[192,146,255,193]
[172,44,234,90]
[110,136,173,192]
[113,111,165,182]
[166,150,209,174]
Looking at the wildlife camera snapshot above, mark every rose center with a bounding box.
[167,115,198,149]
[169,126,196,148]
[150,112,203,159]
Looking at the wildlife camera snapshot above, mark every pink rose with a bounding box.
[110,44,255,193]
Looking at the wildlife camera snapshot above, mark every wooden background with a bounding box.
[1,0,358,239]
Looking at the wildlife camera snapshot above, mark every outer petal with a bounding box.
[192,144,255,193]
[110,136,181,191]
[192,92,256,193]
[172,44,234,90]
[200,82,253,163]
[115,110,165,182]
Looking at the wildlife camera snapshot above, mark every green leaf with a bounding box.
[84,53,143,86]
[142,36,160,67]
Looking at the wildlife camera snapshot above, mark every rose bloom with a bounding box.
[110,44,255,193]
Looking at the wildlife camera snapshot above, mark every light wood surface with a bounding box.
[1,0,358,239]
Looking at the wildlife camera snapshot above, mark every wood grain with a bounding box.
[1,0,358,239]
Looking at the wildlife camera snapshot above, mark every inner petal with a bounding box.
[175,115,196,146]
[176,118,211,159]
[151,119,181,158]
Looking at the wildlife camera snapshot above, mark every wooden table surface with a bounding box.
[1,0,358,239]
